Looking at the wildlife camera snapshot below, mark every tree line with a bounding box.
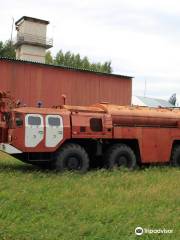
[46,50,112,73]
[0,40,16,58]
[0,40,112,73]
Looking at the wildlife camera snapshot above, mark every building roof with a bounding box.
[15,16,49,26]
[0,57,133,80]
[133,96,174,108]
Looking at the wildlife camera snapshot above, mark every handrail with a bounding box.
[15,33,53,47]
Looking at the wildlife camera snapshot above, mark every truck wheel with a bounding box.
[55,143,89,173]
[104,144,137,170]
[171,146,180,167]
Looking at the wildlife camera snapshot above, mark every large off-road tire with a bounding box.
[104,144,137,170]
[171,146,180,167]
[54,143,89,173]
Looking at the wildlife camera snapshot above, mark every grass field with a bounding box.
[0,152,179,240]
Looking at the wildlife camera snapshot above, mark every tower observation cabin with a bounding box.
[15,16,53,63]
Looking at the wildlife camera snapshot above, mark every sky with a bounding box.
[1,0,180,101]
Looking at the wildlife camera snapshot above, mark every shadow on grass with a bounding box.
[0,161,55,174]
[0,159,173,175]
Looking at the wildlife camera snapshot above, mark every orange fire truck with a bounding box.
[0,92,180,172]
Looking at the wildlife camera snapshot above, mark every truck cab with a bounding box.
[0,107,71,158]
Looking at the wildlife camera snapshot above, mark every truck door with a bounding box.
[45,115,63,147]
[25,114,44,147]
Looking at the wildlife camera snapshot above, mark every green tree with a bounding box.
[90,63,97,71]
[64,51,72,66]
[55,50,64,65]
[96,62,101,72]
[0,40,15,58]
[53,50,112,73]
[100,61,112,73]
[74,54,82,68]
[45,51,53,64]
[82,56,90,69]
[70,53,75,67]
[0,40,112,73]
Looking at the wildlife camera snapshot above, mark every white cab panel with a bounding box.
[25,114,44,148]
[45,115,63,147]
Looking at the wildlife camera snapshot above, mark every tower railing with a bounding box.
[15,33,53,49]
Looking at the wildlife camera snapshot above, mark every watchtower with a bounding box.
[15,16,53,63]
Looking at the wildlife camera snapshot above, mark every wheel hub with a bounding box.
[66,157,81,170]
[116,155,128,167]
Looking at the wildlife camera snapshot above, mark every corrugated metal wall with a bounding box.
[0,59,132,107]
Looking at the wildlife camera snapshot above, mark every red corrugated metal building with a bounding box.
[0,58,132,107]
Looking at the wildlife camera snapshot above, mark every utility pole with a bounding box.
[10,17,14,46]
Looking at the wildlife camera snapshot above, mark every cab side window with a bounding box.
[90,118,103,132]
[15,113,23,127]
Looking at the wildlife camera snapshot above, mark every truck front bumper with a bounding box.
[0,143,22,154]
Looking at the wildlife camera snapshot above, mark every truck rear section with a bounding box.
[0,93,180,172]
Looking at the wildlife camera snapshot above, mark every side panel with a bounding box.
[71,113,112,139]
[25,114,44,147]
[141,128,172,162]
[113,126,173,163]
[45,115,63,147]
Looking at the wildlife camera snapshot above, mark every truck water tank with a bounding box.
[94,104,180,127]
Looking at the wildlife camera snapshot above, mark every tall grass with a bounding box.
[0,152,179,240]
